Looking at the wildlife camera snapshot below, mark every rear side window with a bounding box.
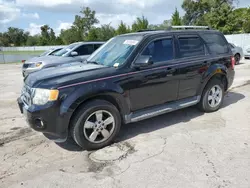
[75,44,94,55]
[94,44,103,50]
[201,33,229,55]
[177,36,205,58]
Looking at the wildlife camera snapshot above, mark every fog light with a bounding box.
[35,119,44,128]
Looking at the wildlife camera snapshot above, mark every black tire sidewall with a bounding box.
[200,79,225,112]
[71,100,121,150]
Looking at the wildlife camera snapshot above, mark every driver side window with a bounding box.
[142,38,174,63]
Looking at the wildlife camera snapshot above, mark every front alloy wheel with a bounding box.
[83,110,115,143]
[71,100,121,150]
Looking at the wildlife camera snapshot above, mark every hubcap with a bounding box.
[208,85,222,108]
[83,110,115,143]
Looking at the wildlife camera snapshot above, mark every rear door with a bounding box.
[175,34,208,99]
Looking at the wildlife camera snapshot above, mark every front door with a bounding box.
[128,36,180,111]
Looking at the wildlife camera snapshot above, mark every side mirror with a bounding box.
[133,55,153,68]
[70,51,78,56]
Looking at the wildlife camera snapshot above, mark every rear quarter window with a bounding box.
[201,33,230,55]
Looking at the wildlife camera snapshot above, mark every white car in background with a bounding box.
[244,45,250,59]
[229,43,243,65]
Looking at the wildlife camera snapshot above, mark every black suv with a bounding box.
[18,26,235,150]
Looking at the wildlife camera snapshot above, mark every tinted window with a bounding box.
[142,38,173,63]
[94,44,103,50]
[75,44,94,55]
[201,33,229,55]
[178,36,205,58]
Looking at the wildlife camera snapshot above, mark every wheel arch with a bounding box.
[67,92,129,131]
[198,66,229,96]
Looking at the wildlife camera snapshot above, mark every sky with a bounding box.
[0,0,249,36]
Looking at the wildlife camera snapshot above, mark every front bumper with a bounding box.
[17,97,71,142]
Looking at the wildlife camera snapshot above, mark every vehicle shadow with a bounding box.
[117,91,245,142]
[55,91,245,151]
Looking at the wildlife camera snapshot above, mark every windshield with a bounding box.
[87,35,142,67]
[54,43,78,56]
[39,50,50,57]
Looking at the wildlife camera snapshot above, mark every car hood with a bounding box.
[24,63,107,88]
[24,56,78,65]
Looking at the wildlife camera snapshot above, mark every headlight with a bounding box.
[32,88,59,105]
[29,62,43,68]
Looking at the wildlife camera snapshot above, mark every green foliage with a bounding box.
[86,24,116,41]
[116,21,130,35]
[132,16,149,32]
[149,20,171,30]
[171,8,182,26]
[73,7,99,40]
[26,35,40,46]
[60,27,81,44]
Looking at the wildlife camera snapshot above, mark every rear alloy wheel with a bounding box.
[235,54,240,65]
[198,78,225,112]
[71,100,121,150]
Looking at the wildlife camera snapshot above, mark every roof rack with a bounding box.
[170,26,211,30]
[137,29,159,32]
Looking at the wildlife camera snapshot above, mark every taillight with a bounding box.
[231,56,235,69]
[22,60,26,63]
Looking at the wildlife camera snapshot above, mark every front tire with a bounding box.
[70,100,121,150]
[198,78,225,112]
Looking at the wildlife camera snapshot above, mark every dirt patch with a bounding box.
[0,127,34,146]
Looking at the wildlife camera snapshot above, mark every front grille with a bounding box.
[23,64,29,68]
[21,85,33,106]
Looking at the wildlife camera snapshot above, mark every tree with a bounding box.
[171,8,182,26]
[182,0,236,26]
[73,7,99,40]
[149,20,171,30]
[5,27,28,46]
[49,28,56,44]
[98,24,116,40]
[60,27,81,44]
[116,21,130,35]
[26,35,40,46]
[39,25,50,45]
[132,16,149,32]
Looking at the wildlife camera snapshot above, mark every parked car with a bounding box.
[18,26,235,150]
[22,41,105,77]
[229,43,243,64]
[244,45,250,59]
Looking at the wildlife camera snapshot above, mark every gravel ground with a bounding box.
[0,60,250,188]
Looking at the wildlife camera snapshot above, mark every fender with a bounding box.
[198,63,228,95]
[59,80,130,117]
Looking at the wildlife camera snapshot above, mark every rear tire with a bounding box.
[198,78,225,112]
[235,54,240,65]
[70,100,121,150]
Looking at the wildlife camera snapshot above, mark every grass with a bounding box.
[0,50,45,55]
[0,62,22,64]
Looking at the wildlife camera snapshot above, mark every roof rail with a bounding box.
[171,26,211,30]
[136,29,160,32]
